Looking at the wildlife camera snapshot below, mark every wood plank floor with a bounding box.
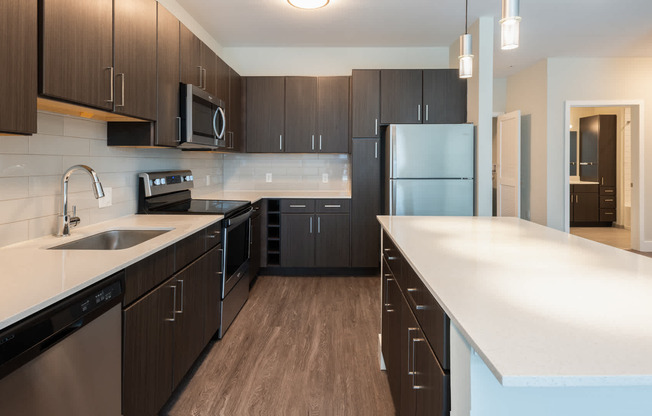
[570,226,631,250]
[161,275,395,416]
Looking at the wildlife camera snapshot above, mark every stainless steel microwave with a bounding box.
[178,83,226,150]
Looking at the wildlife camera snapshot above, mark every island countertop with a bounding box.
[378,216,652,387]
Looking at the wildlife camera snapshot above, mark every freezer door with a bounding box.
[389,124,474,179]
[390,179,474,216]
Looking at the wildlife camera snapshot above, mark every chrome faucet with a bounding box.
[57,165,105,237]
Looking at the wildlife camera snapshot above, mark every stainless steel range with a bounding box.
[138,170,251,338]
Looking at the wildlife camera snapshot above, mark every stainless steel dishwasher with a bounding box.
[0,271,124,416]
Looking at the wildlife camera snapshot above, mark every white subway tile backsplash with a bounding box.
[0,177,29,201]
[0,154,63,177]
[0,221,29,247]
[63,117,107,139]
[0,136,29,154]
[36,112,65,136]
[29,134,90,156]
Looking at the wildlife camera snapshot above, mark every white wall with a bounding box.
[221,47,451,76]
[493,78,507,114]
[547,58,652,245]
[505,60,548,225]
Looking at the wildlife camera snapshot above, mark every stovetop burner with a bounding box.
[147,198,250,216]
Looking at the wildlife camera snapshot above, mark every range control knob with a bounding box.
[153,178,161,186]
[160,178,166,185]
[185,175,193,182]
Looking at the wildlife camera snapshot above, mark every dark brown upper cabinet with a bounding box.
[155,3,180,146]
[201,42,218,97]
[179,23,202,87]
[352,70,380,138]
[246,77,285,153]
[317,77,350,153]
[381,70,423,124]
[226,67,245,152]
[423,69,467,124]
[285,77,318,153]
[40,0,114,111]
[113,0,157,120]
[216,55,230,103]
[0,0,37,134]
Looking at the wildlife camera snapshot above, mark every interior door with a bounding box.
[496,111,521,217]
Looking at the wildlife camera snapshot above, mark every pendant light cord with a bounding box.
[465,0,469,34]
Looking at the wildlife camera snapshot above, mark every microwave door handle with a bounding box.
[226,207,254,229]
[215,107,226,140]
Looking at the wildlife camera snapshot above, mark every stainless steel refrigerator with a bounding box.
[384,124,474,216]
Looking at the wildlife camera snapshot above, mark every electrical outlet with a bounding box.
[266,173,273,183]
[206,175,211,186]
[98,187,112,208]
[322,173,328,183]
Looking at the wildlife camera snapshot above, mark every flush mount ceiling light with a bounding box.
[500,0,521,50]
[458,0,473,79]
[287,0,329,9]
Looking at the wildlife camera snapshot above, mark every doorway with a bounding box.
[564,101,643,251]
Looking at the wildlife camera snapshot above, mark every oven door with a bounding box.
[223,207,253,297]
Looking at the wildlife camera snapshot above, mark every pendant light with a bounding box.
[287,0,329,9]
[500,0,521,50]
[458,0,473,79]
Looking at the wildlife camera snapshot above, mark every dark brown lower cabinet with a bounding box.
[415,337,450,416]
[204,245,223,343]
[315,214,350,267]
[351,139,381,268]
[382,270,402,409]
[249,203,263,281]
[281,214,315,267]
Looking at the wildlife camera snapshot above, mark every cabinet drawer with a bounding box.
[382,231,402,281]
[575,184,599,193]
[205,221,222,250]
[405,266,449,370]
[175,230,206,272]
[600,196,616,208]
[600,186,616,196]
[316,199,350,213]
[281,199,315,213]
[600,209,616,222]
[123,245,175,306]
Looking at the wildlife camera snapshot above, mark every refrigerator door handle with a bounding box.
[390,181,397,215]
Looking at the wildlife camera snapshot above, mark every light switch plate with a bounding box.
[322,173,328,183]
[206,175,211,186]
[99,187,112,208]
[266,173,272,183]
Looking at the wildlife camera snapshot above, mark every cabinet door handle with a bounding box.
[407,327,419,375]
[576,195,579,203]
[312,135,315,150]
[602,177,604,185]
[310,217,313,234]
[165,285,177,322]
[375,118,378,135]
[384,276,395,311]
[425,104,429,121]
[176,280,184,314]
[605,189,614,193]
[197,66,203,88]
[116,73,125,108]
[105,66,114,103]
[386,256,399,260]
[324,204,341,208]
[176,116,182,142]
[279,135,283,150]
[319,135,322,150]
[605,199,614,202]
[374,141,378,159]
[417,105,421,121]
[318,216,321,233]
[202,68,207,90]
[289,204,306,208]
[412,337,426,390]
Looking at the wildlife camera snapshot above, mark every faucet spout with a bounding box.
[57,165,105,237]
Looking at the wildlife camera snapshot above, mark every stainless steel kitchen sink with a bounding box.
[49,229,172,250]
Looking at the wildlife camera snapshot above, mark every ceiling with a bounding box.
[177,0,652,77]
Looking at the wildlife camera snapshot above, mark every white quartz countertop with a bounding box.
[191,190,351,203]
[378,216,652,387]
[0,214,223,331]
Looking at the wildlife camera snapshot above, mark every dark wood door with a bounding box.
[400,296,418,416]
[173,258,208,388]
[574,192,599,222]
[415,334,450,416]
[281,214,315,267]
[0,0,36,134]
[201,42,218,96]
[114,0,157,120]
[179,23,202,87]
[381,70,423,124]
[423,69,467,124]
[155,4,180,146]
[228,67,244,151]
[123,276,175,416]
[351,139,381,268]
[315,214,350,267]
[318,77,350,153]
[352,70,380,138]
[246,77,285,153]
[598,114,617,187]
[204,245,223,343]
[40,0,113,111]
[285,77,318,153]
[382,271,402,410]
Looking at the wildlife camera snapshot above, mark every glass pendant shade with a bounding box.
[501,0,521,50]
[287,0,329,9]
[458,34,473,79]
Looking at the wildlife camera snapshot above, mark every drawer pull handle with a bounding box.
[605,190,614,193]
[165,285,177,322]
[604,212,614,215]
[415,305,428,310]
[411,337,427,390]
[407,288,417,292]
[407,327,419,376]
[386,256,399,260]
[384,248,391,252]
[605,199,614,202]
[289,204,306,208]
[324,204,341,208]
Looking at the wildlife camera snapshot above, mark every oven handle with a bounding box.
[226,207,254,229]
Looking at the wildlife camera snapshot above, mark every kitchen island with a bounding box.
[378,216,652,415]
